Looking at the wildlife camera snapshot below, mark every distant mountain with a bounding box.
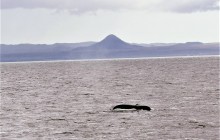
[67,35,154,59]
[1,42,95,54]
[0,35,219,62]
[75,34,144,50]
[0,42,96,62]
[67,35,219,59]
[93,34,128,49]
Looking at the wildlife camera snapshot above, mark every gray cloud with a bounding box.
[1,0,219,13]
[157,0,219,13]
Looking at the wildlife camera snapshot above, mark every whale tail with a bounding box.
[112,104,151,111]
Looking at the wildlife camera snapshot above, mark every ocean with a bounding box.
[1,56,219,139]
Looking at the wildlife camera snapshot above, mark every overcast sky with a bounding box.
[1,0,219,44]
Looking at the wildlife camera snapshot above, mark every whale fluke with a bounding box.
[113,104,151,111]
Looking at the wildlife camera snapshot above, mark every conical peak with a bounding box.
[100,34,125,44]
[105,34,118,39]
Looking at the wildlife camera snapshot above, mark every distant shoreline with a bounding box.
[1,55,219,64]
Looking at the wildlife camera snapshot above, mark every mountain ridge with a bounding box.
[1,34,219,62]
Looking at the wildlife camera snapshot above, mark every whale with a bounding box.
[113,104,151,111]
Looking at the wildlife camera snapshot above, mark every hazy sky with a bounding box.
[1,0,219,44]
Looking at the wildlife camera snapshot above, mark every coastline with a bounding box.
[1,55,219,64]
